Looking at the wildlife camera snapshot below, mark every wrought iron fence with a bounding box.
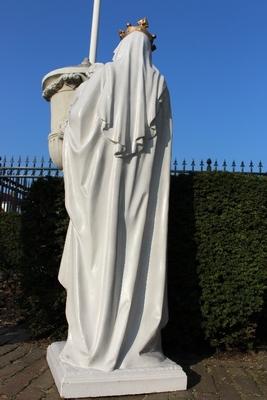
[0,156,265,213]
[0,156,61,213]
[171,158,265,175]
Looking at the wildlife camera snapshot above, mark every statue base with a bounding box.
[47,342,187,398]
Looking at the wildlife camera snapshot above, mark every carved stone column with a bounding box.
[42,60,90,169]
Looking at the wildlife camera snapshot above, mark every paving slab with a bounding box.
[0,357,47,396]
[0,343,31,368]
[192,393,219,400]
[233,374,262,396]
[190,363,216,393]
[0,327,267,400]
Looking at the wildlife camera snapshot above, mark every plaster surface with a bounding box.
[47,342,187,398]
[42,64,89,169]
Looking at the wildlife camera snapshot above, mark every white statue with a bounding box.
[47,18,186,397]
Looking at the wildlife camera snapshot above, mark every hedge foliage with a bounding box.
[193,173,267,349]
[165,173,267,351]
[19,177,68,337]
[164,174,204,352]
[2,173,267,349]
[0,212,22,280]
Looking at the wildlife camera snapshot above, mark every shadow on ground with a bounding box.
[0,324,31,345]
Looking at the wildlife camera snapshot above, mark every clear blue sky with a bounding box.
[1,0,267,171]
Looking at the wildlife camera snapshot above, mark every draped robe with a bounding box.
[59,32,172,372]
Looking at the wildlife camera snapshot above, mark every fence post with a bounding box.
[206,159,212,172]
[258,161,263,175]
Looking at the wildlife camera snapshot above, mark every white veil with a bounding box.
[97,31,166,157]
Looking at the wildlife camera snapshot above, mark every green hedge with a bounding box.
[164,174,204,352]
[0,212,22,280]
[165,173,267,351]
[2,173,267,349]
[19,177,68,337]
[194,173,267,349]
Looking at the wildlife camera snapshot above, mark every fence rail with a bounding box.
[0,156,265,213]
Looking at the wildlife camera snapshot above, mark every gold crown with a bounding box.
[119,18,157,51]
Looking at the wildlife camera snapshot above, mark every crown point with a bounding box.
[118,17,157,51]
[138,17,149,29]
[119,30,126,40]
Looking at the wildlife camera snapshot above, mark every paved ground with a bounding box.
[0,324,267,400]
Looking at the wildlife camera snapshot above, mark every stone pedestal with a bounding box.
[42,60,90,169]
[47,342,187,398]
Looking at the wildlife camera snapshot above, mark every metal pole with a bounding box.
[89,0,101,63]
